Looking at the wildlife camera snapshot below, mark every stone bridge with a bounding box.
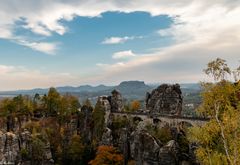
[111,112,209,127]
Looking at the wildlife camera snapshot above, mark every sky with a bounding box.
[0,0,240,90]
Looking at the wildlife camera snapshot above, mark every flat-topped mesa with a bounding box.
[146,84,183,116]
[108,89,124,112]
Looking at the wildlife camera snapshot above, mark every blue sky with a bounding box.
[0,0,239,90]
[1,12,172,74]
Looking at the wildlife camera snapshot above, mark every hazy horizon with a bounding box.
[0,80,201,92]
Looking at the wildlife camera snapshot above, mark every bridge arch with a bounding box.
[133,116,143,122]
[153,118,161,124]
[178,121,193,131]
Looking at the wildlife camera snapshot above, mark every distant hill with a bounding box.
[57,84,113,93]
[0,81,201,103]
[72,81,152,101]
[117,81,150,91]
[0,84,113,95]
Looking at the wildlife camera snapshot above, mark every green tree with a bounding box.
[0,95,34,131]
[145,124,172,144]
[58,94,81,125]
[65,134,85,164]
[0,98,16,131]
[188,58,240,165]
[31,136,45,164]
[92,100,105,142]
[83,99,92,108]
[47,87,61,116]
[204,58,231,81]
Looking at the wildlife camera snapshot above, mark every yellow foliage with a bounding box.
[130,100,141,111]
[188,59,240,165]
[89,145,123,165]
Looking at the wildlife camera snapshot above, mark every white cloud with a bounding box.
[112,50,136,59]
[102,36,142,44]
[23,23,52,36]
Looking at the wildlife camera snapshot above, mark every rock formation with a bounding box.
[101,127,113,145]
[130,129,181,165]
[98,96,111,126]
[80,104,93,143]
[108,89,124,112]
[158,140,180,165]
[130,130,162,165]
[146,84,182,116]
[0,131,20,164]
[0,130,53,164]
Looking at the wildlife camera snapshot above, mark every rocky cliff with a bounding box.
[0,130,53,164]
[108,89,124,112]
[146,84,183,116]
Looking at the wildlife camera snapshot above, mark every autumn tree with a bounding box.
[89,145,123,165]
[130,100,141,111]
[188,58,240,165]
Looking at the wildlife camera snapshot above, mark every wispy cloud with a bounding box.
[112,50,136,59]
[0,64,78,90]
[93,39,240,84]
[17,39,58,55]
[0,65,15,74]
[96,63,109,67]
[101,36,142,44]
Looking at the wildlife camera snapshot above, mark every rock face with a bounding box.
[130,130,162,165]
[0,131,20,164]
[101,127,113,146]
[130,129,180,165]
[108,90,124,112]
[0,130,53,164]
[146,84,182,116]
[98,96,111,126]
[158,140,180,165]
[80,105,93,143]
[97,96,115,146]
